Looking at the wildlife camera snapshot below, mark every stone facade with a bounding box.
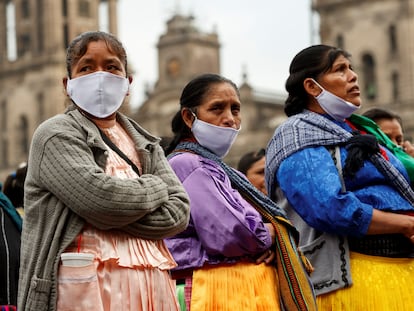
[0,0,119,180]
[3,0,414,180]
[131,14,286,167]
[312,0,414,138]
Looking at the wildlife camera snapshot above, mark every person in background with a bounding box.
[3,162,28,216]
[352,107,414,186]
[266,44,414,310]
[363,107,414,156]
[18,31,190,311]
[237,148,267,195]
[165,73,316,311]
[0,187,22,310]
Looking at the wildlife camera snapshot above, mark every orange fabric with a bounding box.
[190,262,280,311]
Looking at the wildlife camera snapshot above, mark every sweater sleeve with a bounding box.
[31,123,189,239]
[121,144,191,239]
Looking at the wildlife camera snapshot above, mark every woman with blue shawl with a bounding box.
[266,44,414,310]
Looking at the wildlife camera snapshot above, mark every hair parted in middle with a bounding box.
[284,44,351,117]
[165,73,240,154]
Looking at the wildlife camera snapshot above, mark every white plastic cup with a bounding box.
[60,252,95,267]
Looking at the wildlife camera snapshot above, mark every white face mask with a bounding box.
[67,71,129,118]
[191,113,240,158]
[312,79,359,121]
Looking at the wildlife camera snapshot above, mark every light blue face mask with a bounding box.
[191,113,240,158]
[312,79,359,121]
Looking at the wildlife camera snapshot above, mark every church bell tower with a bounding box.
[133,13,221,137]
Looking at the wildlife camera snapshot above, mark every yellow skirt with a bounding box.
[317,251,414,311]
[190,262,280,311]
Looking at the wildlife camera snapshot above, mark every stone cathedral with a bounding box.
[131,14,286,167]
[1,0,414,180]
[313,0,414,136]
[0,0,120,180]
[0,0,286,179]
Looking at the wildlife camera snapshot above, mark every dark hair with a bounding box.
[3,163,28,208]
[165,73,240,154]
[362,107,403,126]
[285,44,351,117]
[237,148,265,175]
[66,31,127,78]
[159,136,173,155]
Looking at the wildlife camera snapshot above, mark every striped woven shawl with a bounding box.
[266,110,414,206]
[170,141,317,311]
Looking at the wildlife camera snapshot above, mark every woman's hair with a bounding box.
[362,107,403,126]
[66,31,127,78]
[3,163,27,208]
[165,73,240,154]
[285,44,351,117]
[237,148,265,175]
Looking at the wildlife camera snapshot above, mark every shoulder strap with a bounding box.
[328,146,346,193]
[98,129,141,176]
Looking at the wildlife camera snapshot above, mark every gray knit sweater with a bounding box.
[18,105,190,311]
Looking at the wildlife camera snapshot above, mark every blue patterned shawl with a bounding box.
[169,141,317,310]
[265,110,414,205]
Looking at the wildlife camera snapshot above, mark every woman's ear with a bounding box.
[62,77,69,96]
[126,75,133,96]
[304,78,322,97]
[181,108,195,129]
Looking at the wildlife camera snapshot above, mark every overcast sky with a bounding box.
[117,0,319,108]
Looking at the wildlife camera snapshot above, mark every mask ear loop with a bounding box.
[187,108,197,118]
[183,108,197,125]
[310,78,324,94]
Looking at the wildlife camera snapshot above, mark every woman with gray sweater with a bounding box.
[18,31,190,311]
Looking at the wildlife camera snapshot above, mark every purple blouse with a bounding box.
[165,152,272,271]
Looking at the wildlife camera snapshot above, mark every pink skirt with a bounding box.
[58,227,180,311]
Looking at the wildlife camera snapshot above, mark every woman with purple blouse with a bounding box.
[164,73,316,311]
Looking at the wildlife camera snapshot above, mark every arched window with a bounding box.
[18,33,31,57]
[361,53,377,100]
[389,24,398,54]
[18,115,29,156]
[1,100,6,131]
[37,92,45,123]
[391,71,399,101]
[63,24,69,48]
[36,0,44,53]
[79,0,91,17]
[62,0,68,17]
[1,141,8,168]
[1,100,9,167]
[21,0,30,18]
[336,34,344,49]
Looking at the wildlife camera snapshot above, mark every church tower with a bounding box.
[132,14,221,136]
[0,0,118,178]
[132,13,286,167]
[312,0,414,136]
